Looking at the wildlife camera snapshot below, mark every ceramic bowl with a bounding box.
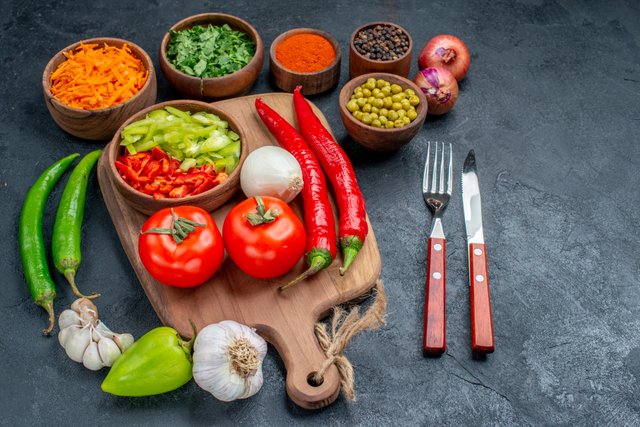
[349,22,413,79]
[269,28,341,95]
[42,37,157,141]
[339,73,427,152]
[159,13,264,100]
[106,100,248,215]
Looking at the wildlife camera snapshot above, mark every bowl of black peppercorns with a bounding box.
[349,22,412,79]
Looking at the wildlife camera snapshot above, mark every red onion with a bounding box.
[418,34,470,81]
[413,67,459,115]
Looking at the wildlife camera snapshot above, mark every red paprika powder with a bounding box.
[275,33,336,73]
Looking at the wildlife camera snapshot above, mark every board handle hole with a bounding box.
[307,372,324,387]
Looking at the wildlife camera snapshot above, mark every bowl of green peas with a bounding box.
[339,73,427,151]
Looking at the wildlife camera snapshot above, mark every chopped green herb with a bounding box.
[166,24,256,78]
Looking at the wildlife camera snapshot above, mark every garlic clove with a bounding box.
[82,341,104,371]
[97,337,121,367]
[242,368,264,400]
[58,309,82,330]
[94,321,114,337]
[71,298,99,326]
[58,324,80,348]
[65,326,92,363]
[113,333,134,352]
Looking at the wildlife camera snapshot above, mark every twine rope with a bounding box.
[313,279,387,400]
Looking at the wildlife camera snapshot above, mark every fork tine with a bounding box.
[447,143,453,195]
[438,142,445,193]
[422,141,431,192]
[431,142,438,192]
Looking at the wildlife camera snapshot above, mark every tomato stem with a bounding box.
[141,208,206,244]
[246,196,280,226]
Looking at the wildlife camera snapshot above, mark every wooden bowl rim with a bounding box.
[159,12,263,84]
[107,99,248,208]
[269,28,341,76]
[350,21,413,64]
[339,72,428,135]
[42,37,155,114]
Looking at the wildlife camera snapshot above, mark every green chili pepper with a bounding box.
[101,325,195,396]
[52,149,102,299]
[19,153,79,335]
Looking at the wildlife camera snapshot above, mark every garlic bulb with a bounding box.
[240,146,303,203]
[193,320,267,402]
[57,298,134,371]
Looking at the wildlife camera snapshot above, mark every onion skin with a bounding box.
[413,67,459,115]
[418,34,470,81]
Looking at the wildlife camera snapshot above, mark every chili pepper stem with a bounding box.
[339,236,364,275]
[280,256,326,291]
[40,301,55,336]
[64,270,101,300]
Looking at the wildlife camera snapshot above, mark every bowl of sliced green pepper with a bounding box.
[159,13,264,100]
[106,99,247,215]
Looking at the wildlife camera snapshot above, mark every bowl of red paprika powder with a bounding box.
[270,28,341,95]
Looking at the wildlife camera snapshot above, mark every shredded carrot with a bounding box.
[50,43,148,110]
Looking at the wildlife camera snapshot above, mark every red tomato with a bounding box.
[139,206,224,287]
[223,196,306,279]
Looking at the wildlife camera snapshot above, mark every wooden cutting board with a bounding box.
[96,93,381,409]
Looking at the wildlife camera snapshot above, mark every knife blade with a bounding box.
[462,150,495,354]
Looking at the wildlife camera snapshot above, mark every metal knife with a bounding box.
[462,150,495,354]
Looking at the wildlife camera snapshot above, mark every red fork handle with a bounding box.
[423,237,446,355]
[469,243,495,354]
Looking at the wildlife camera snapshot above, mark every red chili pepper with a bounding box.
[255,97,337,289]
[292,86,368,275]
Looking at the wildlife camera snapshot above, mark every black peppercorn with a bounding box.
[353,24,409,61]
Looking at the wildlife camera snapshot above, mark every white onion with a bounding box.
[240,146,303,203]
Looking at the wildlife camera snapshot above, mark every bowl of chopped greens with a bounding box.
[107,100,248,215]
[160,13,264,100]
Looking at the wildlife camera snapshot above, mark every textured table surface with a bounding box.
[1,1,639,425]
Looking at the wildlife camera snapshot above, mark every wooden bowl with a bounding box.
[159,13,264,100]
[339,73,427,152]
[349,22,413,79]
[269,28,341,95]
[106,100,248,215]
[42,38,157,141]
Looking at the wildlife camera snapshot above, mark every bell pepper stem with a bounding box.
[339,236,363,275]
[178,320,198,361]
[280,249,333,291]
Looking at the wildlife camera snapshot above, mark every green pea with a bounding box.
[372,88,380,95]
[407,109,418,120]
[401,99,411,110]
[372,119,382,128]
[373,98,384,109]
[354,111,363,120]
[371,106,379,114]
[357,98,366,108]
[385,120,395,129]
[379,116,388,125]
[365,79,376,90]
[409,95,420,106]
[388,110,399,121]
[402,116,411,125]
[353,92,364,99]
[347,100,359,112]
[394,119,405,128]
[392,102,403,111]
[350,94,356,100]
[354,86,363,94]
[362,114,373,124]
[379,108,389,117]
[390,84,403,94]
[375,91,385,99]
[368,96,376,104]
[370,112,378,120]
[391,94,404,103]
[362,103,372,113]
[376,79,387,88]
[381,86,391,96]
[383,97,393,108]
[405,88,416,97]
[362,88,372,97]
[397,109,406,118]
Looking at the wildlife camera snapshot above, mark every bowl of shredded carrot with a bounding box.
[269,28,341,95]
[42,37,157,140]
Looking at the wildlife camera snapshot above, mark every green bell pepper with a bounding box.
[101,326,194,397]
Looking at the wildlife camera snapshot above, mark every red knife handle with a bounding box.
[469,243,495,354]
[423,237,446,355]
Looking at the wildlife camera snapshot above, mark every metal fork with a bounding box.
[422,141,452,356]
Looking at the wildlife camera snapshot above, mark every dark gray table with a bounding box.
[2,1,639,425]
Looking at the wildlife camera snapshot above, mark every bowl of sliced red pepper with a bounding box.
[106,100,247,215]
